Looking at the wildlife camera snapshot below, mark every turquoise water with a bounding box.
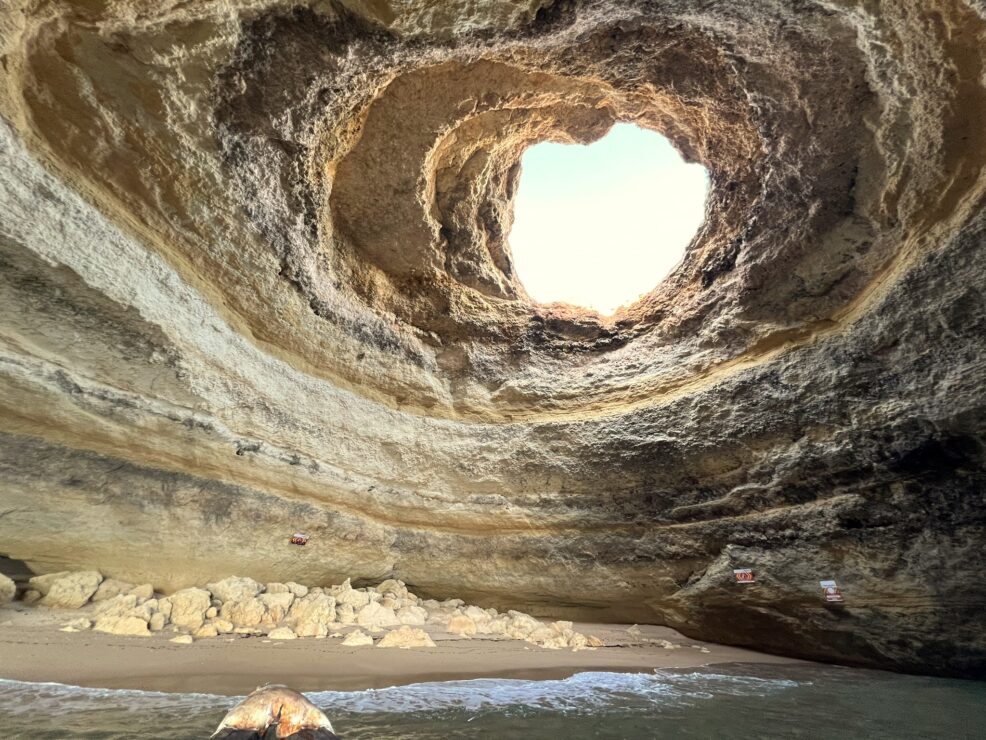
[1,664,983,739]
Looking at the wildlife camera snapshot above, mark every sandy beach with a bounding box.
[0,602,800,695]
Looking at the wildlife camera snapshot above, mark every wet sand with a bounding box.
[0,604,802,695]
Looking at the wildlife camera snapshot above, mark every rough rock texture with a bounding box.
[0,0,985,677]
[40,571,103,609]
[0,573,15,605]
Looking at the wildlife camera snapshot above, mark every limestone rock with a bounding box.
[0,0,984,679]
[377,625,436,649]
[61,618,92,632]
[94,615,151,637]
[42,571,103,609]
[149,612,167,632]
[268,627,297,640]
[356,601,398,630]
[341,629,374,647]
[0,573,15,605]
[170,635,194,645]
[21,590,42,605]
[258,592,295,624]
[220,597,266,628]
[91,579,135,602]
[336,603,356,625]
[27,572,70,596]
[447,614,477,636]
[396,605,428,626]
[130,584,154,602]
[167,588,212,631]
[207,577,263,604]
[194,623,219,638]
[288,593,336,636]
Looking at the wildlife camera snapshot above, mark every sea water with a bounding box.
[0,664,983,739]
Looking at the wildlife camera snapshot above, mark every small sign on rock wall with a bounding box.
[733,568,755,583]
[820,579,844,602]
[290,533,309,546]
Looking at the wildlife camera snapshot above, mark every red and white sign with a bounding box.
[820,579,844,602]
[733,568,755,583]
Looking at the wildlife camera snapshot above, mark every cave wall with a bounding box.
[0,0,984,677]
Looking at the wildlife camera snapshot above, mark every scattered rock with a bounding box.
[268,627,297,640]
[377,625,436,649]
[60,618,92,632]
[396,605,428,625]
[167,588,212,631]
[130,583,154,602]
[149,612,166,631]
[447,614,477,636]
[27,571,70,596]
[340,629,374,647]
[285,582,309,598]
[170,635,194,645]
[194,623,219,638]
[91,578,134,602]
[206,576,263,604]
[587,635,605,648]
[206,606,218,619]
[42,571,103,609]
[21,590,42,605]
[94,615,151,637]
[258,592,295,624]
[221,597,267,628]
[288,592,336,635]
[356,601,398,630]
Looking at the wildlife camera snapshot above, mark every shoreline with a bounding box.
[0,605,801,695]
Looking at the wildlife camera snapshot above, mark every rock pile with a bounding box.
[6,571,598,651]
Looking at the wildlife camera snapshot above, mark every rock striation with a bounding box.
[0,0,984,677]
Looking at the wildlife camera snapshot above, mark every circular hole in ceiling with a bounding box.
[508,123,709,316]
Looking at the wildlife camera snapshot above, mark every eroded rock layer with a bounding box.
[1,0,984,677]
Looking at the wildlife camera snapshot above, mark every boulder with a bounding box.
[61,617,92,632]
[167,588,212,631]
[336,603,356,624]
[336,588,371,609]
[447,614,477,636]
[149,612,167,631]
[206,576,263,604]
[340,629,373,646]
[130,583,154,602]
[221,597,266,627]
[170,635,194,645]
[91,578,134,602]
[268,627,297,640]
[213,618,234,634]
[194,623,219,638]
[27,571,70,596]
[396,605,428,626]
[377,625,436,649]
[356,601,398,630]
[265,582,290,594]
[206,606,218,619]
[21,590,42,605]
[288,593,336,636]
[94,615,151,637]
[285,582,309,598]
[294,620,328,638]
[0,573,16,605]
[42,571,103,608]
[94,593,138,617]
[258,592,295,624]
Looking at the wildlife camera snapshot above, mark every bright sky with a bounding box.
[508,123,709,315]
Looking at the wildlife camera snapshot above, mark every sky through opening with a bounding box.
[508,123,709,315]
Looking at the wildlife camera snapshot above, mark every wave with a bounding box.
[0,669,801,717]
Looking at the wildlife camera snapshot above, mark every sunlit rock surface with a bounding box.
[0,0,984,677]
